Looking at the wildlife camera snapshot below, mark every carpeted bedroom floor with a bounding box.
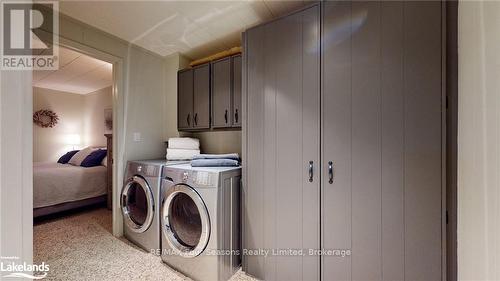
[34,207,257,281]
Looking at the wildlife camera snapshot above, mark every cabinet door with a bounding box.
[243,5,320,281]
[193,64,210,129]
[322,2,443,280]
[232,55,242,127]
[211,57,232,128]
[177,69,193,130]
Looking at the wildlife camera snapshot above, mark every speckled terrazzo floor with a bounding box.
[34,207,257,281]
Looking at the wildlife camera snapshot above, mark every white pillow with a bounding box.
[101,156,107,167]
[68,147,96,166]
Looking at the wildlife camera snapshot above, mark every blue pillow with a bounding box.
[57,150,80,164]
[81,149,107,167]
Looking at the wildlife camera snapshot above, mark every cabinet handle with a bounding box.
[309,161,314,182]
[224,110,228,124]
[194,113,198,126]
[328,161,333,184]
[187,114,190,126]
[235,109,239,123]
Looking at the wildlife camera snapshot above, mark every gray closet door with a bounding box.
[212,57,232,128]
[232,55,242,127]
[243,5,320,281]
[193,64,210,129]
[322,1,443,280]
[178,69,193,130]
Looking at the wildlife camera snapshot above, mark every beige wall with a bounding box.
[33,87,84,162]
[458,1,500,280]
[83,87,113,148]
[182,131,242,155]
[32,87,112,162]
[121,47,166,161]
[163,53,183,140]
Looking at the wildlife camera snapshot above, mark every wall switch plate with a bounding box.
[133,132,142,142]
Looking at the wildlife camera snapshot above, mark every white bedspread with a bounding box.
[33,162,107,208]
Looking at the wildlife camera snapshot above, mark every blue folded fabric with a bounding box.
[191,159,239,167]
[192,153,240,161]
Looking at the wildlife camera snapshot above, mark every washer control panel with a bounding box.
[193,171,215,187]
[128,162,160,177]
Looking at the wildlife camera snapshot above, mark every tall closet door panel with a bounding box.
[243,5,320,281]
[380,2,405,281]
[322,1,442,280]
[244,25,265,279]
[273,8,320,281]
[262,20,278,281]
[321,2,352,280]
[351,2,382,280]
[403,2,442,280]
[299,7,321,281]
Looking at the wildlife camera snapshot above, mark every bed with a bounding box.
[33,162,107,217]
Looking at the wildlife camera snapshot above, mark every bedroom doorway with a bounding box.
[32,43,118,265]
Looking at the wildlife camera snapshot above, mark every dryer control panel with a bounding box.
[164,167,219,188]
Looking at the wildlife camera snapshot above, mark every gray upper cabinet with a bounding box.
[177,69,193,130]
[212,57,232,128]
[232,55,242,127]
[193,64,211,129]
[243,2,444,281]
[211,55,243,129]
[178,57,242,131]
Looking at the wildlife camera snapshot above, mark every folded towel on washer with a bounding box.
[190,159,240,167]
[166,148,200,160]
[192,153,240,161]
[167,137,200,150]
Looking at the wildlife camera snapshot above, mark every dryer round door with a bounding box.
[121,175,154,233]
[162,183,210,258]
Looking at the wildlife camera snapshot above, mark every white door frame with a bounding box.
[50,37,125,236]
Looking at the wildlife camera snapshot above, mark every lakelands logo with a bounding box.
[1,256,49,279]
[1,1,59,70]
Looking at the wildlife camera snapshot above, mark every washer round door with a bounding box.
[121,176,154,233]
[162,183,210,258]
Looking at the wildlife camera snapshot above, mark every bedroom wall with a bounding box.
[33,87,112,162]
[83,86,113,148]
[33,87,85,162]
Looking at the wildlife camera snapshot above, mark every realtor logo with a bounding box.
[1,1,58,70]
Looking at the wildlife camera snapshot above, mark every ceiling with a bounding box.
[33,46,113,95]
[58,1,311,59]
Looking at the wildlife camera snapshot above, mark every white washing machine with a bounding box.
[160,164,241,281]
[121,160,187,252]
